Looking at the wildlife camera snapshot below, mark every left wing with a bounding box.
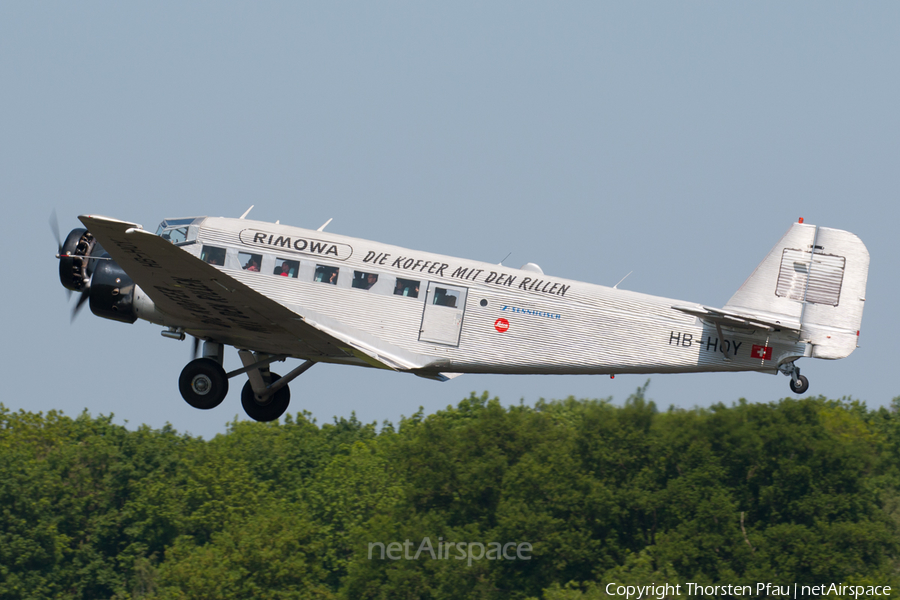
[80,215,442,373]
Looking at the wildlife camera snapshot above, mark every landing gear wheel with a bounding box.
[179,358,229,409]
[789,374,809,394]
[241,372,291,422]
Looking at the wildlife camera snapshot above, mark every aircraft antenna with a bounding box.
[613,271,633,289]
[239,205,254,219]
[317,218,333,232]
[498,252,511,266]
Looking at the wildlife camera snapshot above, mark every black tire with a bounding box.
[241,372,290,422]
[178,358,229,409]
[789,374,809,394]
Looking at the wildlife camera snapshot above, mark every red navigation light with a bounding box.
[799,217,804,223]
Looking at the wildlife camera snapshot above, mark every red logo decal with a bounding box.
[494,318,510,333]
[751,344,773,360]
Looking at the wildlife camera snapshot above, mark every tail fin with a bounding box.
[725,221,869,360]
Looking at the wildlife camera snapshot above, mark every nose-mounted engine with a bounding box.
[58,227,137,324]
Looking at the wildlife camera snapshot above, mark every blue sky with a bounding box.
[2,3,898,439]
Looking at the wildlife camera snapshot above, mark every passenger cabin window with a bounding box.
[201,246,226,266]
[394,278,420,298]
[432,287,460,308]
[239,252,262,272]
[314,265,339,285]
[274,259,300,278]
[352,271,379,290]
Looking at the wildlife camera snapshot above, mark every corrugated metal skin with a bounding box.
[196,228,240,246]
[188,217,853,376]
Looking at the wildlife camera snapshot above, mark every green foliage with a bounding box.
[1,391,899,599]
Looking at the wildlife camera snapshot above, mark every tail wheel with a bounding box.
[789,374,809,394]
[179,358,229,409]
[241,373,290,422]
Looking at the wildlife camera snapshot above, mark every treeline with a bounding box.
[1,387,899,599]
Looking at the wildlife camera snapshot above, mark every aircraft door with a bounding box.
[418,282,467,346]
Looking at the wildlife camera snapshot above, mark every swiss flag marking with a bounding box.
[751,344,773,360]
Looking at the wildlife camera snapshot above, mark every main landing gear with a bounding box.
[780,362,809,394]
[241,373,289,422]
[177,341,315,422]
[179,358,229,410]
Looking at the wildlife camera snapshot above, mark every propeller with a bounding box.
[71,291,90,322]
[52,210,95,322]
[49,209,62,254]
[50,210,73,299]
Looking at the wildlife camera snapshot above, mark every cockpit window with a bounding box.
[156,218,198,245]
[163,218,196,227]
[274,258,299,278]
[201,246,226,266]
[161,227,188,244]
[239,252,262,272]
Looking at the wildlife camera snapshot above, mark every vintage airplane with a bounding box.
[53,212,868,422]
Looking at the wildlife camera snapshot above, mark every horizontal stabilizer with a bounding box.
[672,305,801,332]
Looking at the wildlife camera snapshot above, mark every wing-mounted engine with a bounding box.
[57,226,137,324]
[58,228,101,292]
[88,257,138,323]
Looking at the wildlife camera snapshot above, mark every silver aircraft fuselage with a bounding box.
[136,215,861,378]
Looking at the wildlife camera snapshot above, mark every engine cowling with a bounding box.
[58,228,91,291]
[88,258,138,324]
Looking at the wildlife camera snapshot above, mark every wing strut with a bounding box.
[238,350,316,401]
[715,322,732,361]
